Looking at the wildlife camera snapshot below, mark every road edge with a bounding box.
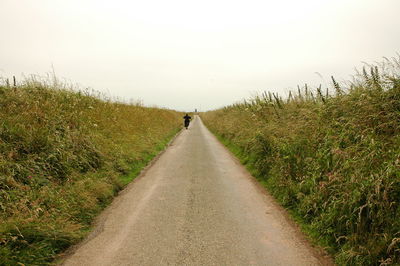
[56,126,185,265]
[201,119,335,266]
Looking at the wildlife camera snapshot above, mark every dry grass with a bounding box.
[202,57,400,265]
[0,76,182,265]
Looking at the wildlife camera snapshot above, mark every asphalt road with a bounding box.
[62,116,331,266]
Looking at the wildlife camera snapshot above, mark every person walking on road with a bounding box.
[183,113,191,129]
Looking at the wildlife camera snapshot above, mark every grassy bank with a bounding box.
[0,77,182,265]
[202,58,400,265]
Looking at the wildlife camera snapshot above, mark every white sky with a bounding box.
[1,0,399,111]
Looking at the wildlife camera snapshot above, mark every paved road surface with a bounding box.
[62,116,331,266]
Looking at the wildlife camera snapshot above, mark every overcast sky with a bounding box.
[1,0,399,111]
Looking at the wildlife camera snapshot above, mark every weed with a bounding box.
[202,57,400,265]
[0,76,181,265]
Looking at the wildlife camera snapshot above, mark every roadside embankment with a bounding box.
[202,59,400,265]
[0,78,182,265]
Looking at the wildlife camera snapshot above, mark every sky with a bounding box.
[0,0,399,111]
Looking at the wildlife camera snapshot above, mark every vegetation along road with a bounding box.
[61,116,331,265]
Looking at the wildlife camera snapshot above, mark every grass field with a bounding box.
[0,77,182,265]
[202,57,400,265]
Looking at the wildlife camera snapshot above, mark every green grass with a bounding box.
[0,76,182,265]
[118,127,180,186]
[212,131,335,253]
[202,57,400,265]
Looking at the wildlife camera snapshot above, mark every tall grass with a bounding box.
[202,57,400,265]
[0,76,182,265]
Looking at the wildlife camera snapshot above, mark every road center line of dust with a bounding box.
[95,180,160,264]
[61,116,332,266]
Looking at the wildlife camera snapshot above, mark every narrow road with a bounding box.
[62,116,331,266]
